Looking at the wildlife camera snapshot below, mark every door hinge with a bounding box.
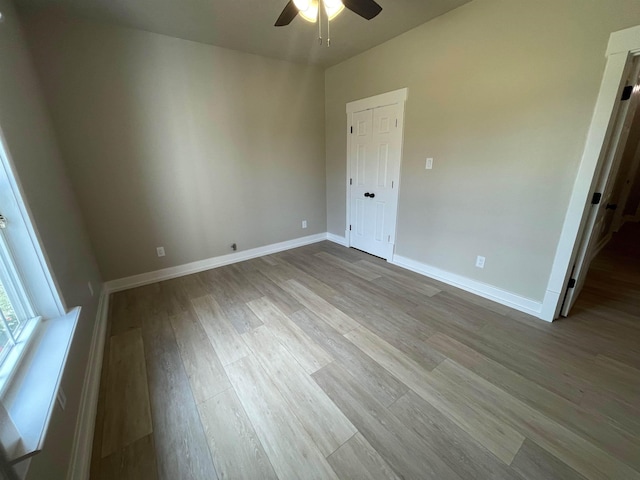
[568,278,576,288]
[349,225,352,231]
[350,178,353,185]
[591,192,602,205]
[395,119,398,127]
[388,235,391,242]
[391,180,394,189]
[350,126,353,134]
[621,85,633,101]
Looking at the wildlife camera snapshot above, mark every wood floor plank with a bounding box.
[246,296,333,374]
[258,257,339,300]
[242,269,303,315]
[242,325,357,456]
[197,388,277,480]
[284,250,424,312]
[511,439,587,480]
[314,251,382,281]
[580,389,640,437]
[412,309,587,404]
[109,290,141,336]
[344,326,524,464]
[225,355,339,480]
[313,362,463,480]
[327,433,400,480]
[389,390,521,480]
[202,270,263,334]
[101,328,153,457]
[156,278,191,316]
[191,294,250,366]
[292,308,408,407]
[327,291,444,370]
[353,259,441,297]
[592,354,640,404]
[168,310,231,404]
[142,313,218,479]
[432,359,640,480]
[281,279,360,334]
[426,333,640,470]
[99,434,158,480]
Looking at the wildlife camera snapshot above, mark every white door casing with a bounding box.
[541,24,640,321]
[559,57,640,316]
[346,89,407,260]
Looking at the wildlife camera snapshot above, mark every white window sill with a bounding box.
[0,316,42,399]
[0,307,81,467]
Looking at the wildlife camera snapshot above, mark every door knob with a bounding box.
[364,192,371,197]
[369,193,375,198]
[606,203,617,210]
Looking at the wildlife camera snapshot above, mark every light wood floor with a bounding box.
[90,228,640,480]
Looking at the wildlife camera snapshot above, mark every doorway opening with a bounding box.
[542,25,640,320]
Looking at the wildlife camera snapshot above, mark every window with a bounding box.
[0,128,77,475]
[0,226,36,368]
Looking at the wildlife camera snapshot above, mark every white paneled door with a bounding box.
[348,91,405,260]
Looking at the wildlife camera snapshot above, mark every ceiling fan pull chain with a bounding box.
[327,11,331,47]
[318,0,323,45]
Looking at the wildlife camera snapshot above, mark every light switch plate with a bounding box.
[426,157,433,169]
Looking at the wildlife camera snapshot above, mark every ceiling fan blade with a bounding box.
[342,0,382,20]
[275,0,299,26]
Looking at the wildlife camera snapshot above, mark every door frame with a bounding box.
[345,88,408,260]
[541,25,640,321]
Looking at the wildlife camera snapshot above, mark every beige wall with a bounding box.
[326,0,640,302]
[20,12,327,281]
[0,1,102,478]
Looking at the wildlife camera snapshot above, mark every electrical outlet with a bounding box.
[87,281,94,297]
[425,157,433,169]
[302,220,308,229]
[57,388,67,411]
[476,255,486,269]
[156,246,165,257]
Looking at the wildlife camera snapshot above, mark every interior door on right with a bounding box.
[561,57,640,316]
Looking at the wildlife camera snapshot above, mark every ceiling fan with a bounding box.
[275,0,382,45]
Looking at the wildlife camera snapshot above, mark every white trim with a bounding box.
[391,254,545,320]
[543,26,640,320]
[67,291,109,480]
[606,25,640,56]
[346,88,408,114]
[326,233,348,247]
[104,233,327,293]
[3,308,81,464]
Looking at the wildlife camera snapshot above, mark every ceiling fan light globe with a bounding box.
[324,0,344,20]
[293,0,311,11]
[298,0,319,22]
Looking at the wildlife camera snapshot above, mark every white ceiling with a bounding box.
[14,0,472,67]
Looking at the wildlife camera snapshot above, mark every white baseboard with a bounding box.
[67,290,110,480]
[326,233,348,247]
[391,254,544,319]
[104,233,328,293]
